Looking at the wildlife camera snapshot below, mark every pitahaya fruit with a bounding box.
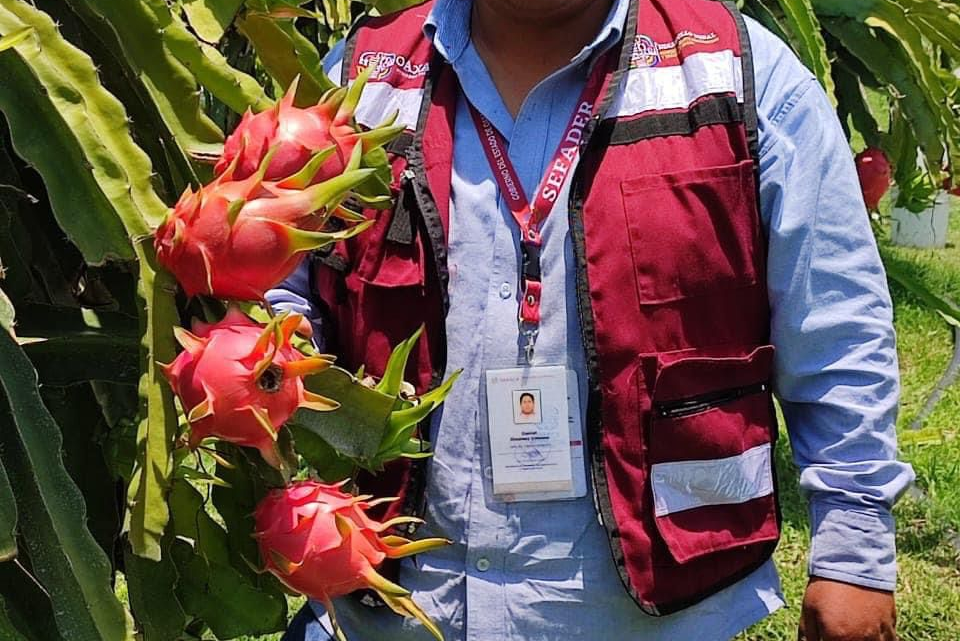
[161,308,338,470]
[254,480,449,641]
[154,142,374,300]
[855,147,892,211]
[215,69,404,185]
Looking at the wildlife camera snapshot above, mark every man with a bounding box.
[269,0,915,639]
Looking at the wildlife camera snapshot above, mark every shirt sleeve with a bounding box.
[748,18,916,591]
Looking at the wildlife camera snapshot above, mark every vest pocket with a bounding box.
[646,344,779,565]
[620,160,760,304]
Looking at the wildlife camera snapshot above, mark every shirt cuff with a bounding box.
[264,288,325,351]
[807,499,897,591]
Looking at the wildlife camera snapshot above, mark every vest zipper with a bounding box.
[654,382,768,419]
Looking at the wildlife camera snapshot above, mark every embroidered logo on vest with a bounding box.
[631,31,720,68]
[357,51,430,81]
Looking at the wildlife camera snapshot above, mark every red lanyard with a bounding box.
[468,57,609,362]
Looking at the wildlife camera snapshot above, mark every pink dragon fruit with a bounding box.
[215,69,403,184]
[855,147,892,211]
[254,480,449,640]
[161,308,337,470]
[154,142,374,300]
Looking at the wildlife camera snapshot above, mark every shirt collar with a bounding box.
[423,0,630,66]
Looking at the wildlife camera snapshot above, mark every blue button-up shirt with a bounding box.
[268,1,915,638]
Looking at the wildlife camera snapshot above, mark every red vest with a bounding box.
[312,0,780,615]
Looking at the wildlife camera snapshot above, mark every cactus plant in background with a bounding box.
[0,0,959,640]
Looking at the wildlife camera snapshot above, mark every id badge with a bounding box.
[483,365,587,502]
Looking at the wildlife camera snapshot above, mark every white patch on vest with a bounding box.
[650,443,773,517]
[354,81,424,131]
[610,49,744,118]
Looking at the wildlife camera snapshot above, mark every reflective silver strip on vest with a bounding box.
[354,81,425,131]
[610,49,744,118]
[650,443,773,517]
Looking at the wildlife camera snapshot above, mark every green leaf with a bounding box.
[741,0,791,42]
[291,365,396,460]
[63,0,224,158]
[288,423,356,481]
[772,0,837,104]
[169,479,286,638]
[0,456,15,562]
[823,19,945,180]
[0,330,133,641]
[0,6,142,262]
[123,536,188,641]
[1,0,170,235]
[359,0,424,15]
[154,4,273,115]
[0,25,28,50]
[0,287,12,336]
[18,332,139,385]
[171,538,287,639]
[832,60,881,148]
[41,384,122,559]
[376,325,423,397]
[180,0,245,43]
[126,246,179,562]
[0,593,29,641]
[211,443,272,577]
[237,9,335,104]
[0,560,62,641]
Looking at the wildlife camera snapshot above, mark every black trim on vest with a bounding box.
[406,55,451,315]
[725,1,760,163]
[599,95,744,145]
[387,131,415,156]
[340,15,371,85]
[396,50,451,536]
[570,0,647,616]
[386,179,416,245]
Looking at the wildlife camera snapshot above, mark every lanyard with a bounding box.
[468,57,609,363]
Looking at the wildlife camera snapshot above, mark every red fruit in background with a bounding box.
[154,145,374,300]
[855,147,892,211]
[161,309,337,470]
[254,480,449,640]
[215,69,404,184]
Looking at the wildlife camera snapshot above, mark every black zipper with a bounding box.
[655,381,768,419]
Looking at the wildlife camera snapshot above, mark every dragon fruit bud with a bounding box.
[215,69,405,185]
[855,147,892,211]
[155,145,375,300]
[161,308,338,470]
[254,480,449,640]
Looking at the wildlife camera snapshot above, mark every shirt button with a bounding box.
[499,283,512,299]
[483,465,493,479]
[475,557,491,572]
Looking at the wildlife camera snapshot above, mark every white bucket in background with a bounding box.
[890,191,952,248]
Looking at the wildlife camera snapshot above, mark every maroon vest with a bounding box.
[312,0,780,615]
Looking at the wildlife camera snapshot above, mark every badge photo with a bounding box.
[513,389,541,424]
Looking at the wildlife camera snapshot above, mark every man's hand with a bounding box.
[799,577,897,641]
